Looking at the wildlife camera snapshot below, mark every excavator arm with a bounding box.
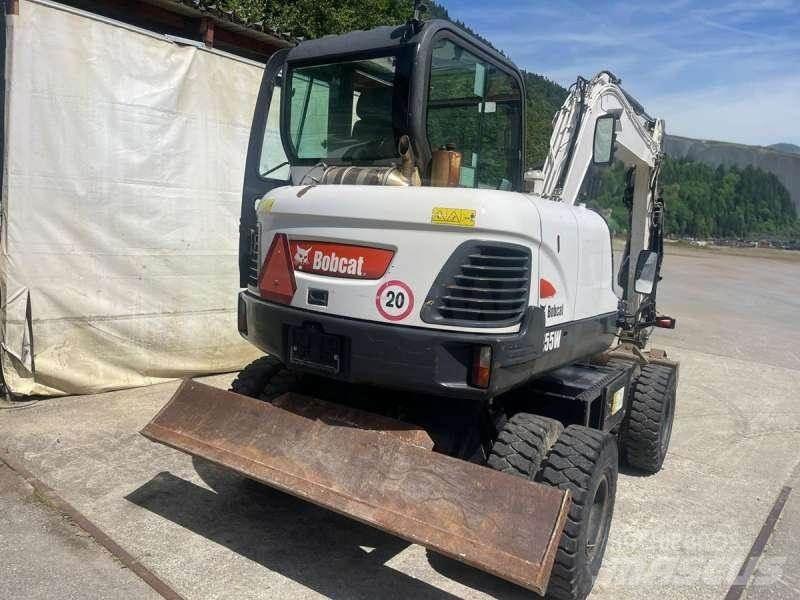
[530,71,673,347]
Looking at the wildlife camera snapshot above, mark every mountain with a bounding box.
[665,135,800,214]
[768,143,800,155]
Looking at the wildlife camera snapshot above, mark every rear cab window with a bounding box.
[286,55,399,163]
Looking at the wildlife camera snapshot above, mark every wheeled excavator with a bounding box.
[143,11,678,600]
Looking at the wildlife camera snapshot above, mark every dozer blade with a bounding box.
[142,379,570,594]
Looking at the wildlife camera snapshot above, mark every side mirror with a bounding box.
[634,250,659,295]
[592,115,616,165]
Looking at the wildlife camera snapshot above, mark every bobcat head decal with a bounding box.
[293,245,312,269]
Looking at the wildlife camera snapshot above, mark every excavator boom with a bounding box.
[143,380,571,594]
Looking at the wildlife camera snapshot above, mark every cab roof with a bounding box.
[286,19,517,73]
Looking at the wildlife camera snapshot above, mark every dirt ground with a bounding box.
[2,244,799,600]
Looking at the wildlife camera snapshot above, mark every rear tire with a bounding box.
[538,426,618,600]
[620,363,677,473]
[487,413,563,478]
[229,355,302,400]
[229,356,304,491]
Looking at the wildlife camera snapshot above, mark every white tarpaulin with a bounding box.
[1,0,264,396]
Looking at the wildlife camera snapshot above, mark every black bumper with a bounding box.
[238,291,548,399]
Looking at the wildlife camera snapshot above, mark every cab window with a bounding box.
[258,71,291,181]
[427,39,521,190]
[287,55,398,162]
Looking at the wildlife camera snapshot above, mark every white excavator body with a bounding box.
[256,184,618,333]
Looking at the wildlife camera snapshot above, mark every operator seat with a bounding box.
[348,87,395,157]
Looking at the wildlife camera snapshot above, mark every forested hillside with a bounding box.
[663,160,797,240]
[583,159,799,242]
[221,0,798,242]
[667,135,800,214]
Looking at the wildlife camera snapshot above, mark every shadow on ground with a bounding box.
[125,458,531,600]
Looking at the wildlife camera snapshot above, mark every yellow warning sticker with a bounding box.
[256,197,275,215]
[430,207,477,228]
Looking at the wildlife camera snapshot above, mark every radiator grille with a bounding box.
[422,241,531,328]
[246,225,261,287]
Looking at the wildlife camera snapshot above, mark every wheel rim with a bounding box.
[585,474,610,562]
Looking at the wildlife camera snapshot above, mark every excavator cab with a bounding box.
[239,19,527,286]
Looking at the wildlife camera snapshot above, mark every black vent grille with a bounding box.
[245,225,261,287]
[422,241,531,328]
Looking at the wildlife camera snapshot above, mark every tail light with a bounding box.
[471,345,492,389]
[655,316,676,329]
[258,233,296,304]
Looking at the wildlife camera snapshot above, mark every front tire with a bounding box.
[229,355,302,400]
[620,363,677,473]
[538,426,618,600]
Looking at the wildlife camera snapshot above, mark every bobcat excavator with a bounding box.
[142,9,678,600]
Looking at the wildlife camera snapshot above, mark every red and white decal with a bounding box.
[375,280,415,321]
[289,240,393,279]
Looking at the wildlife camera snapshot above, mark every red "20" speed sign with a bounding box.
[375,280,415,321]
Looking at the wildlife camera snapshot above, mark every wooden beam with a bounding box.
[214,27,283,60]
[58,0,187,29]
[199,16,213,48]
[48,0,288,62]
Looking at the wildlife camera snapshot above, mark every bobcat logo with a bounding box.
[293,245,312,269]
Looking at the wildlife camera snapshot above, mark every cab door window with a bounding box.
[427,39,521,190]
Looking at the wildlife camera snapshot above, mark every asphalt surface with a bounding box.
[0,462,159,600]
[1,244,799,600]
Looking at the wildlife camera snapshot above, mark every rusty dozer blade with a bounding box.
[142,379,571,594]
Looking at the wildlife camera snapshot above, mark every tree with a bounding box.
[584,157,797,241]
[221,0,411,39]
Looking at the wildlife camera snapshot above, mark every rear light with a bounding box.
[258,233,296,304]
[471,345,492,389]
[539,278,557,299]
[655,316,676,329]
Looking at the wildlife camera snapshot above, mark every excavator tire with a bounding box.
[229,355,301,401]
[229,356,304,491]
[620,363,677,473]
[487,413,563,478]
[538,426,618,600]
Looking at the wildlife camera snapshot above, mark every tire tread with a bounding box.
[487,413,563,479]
[538,425,618,600]
[621,363,676,473]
